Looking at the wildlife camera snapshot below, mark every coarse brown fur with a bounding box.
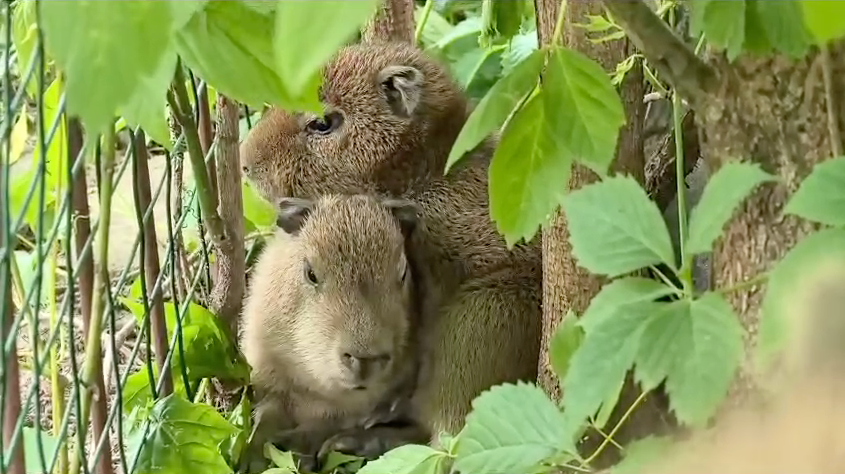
[241,195,430,466]
[240,41,543,438]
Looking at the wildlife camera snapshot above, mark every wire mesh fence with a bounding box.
[0,2,259,473]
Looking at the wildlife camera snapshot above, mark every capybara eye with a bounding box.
[306,112,343,135]
[304,262,319,285]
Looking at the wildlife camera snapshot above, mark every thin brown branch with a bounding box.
[820,45,843,156]
[2,292,25,474]
[68,117,114,474]
[167,63,226,245]
[362,0,415,43]
[601,0,718,102]
[208,94,245,336]
[132,129,173,396]
[166,109,190,299]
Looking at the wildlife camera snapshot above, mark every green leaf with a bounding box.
[32,73,68,201]
[321,451,364,474]
[500,32,538,76]
[686,162,776,255]
[634,300,692,391]
[264,444,297,470]
[175,0,288,109]
[563,175,677,276]
[579,278,677,333]
[132,394,239,474]
[543,47,626,175]
[118,51,177,150]
[242,181,277,229]
[454,382,575,474]
[357,444,447,474]
[701,0,747,61]
[11,0,38,98]
[446,49,542,172]
[168,0,209,29]
[561,302,652,427]
[757,228,845,370]
[221,390,251,467]
[548,310,584,385]
[23,427,59,474]
[611,435,676,474]
[801,1,845,44]
[40,1,173,135]
[665,293,743,428]
[273,0,378,104]
[783,156,845,227]
[751,1,810,59]
[489,92,572,247]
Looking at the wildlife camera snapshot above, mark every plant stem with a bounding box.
[717,273,769,296]
[69,126,116,474]
[168,63,226,245]
[668,5,691,291]
[551,0,567,46]
[582,389,649,467]
[820,45,843,157]
[414,0,434,45]
[49,148,67,474]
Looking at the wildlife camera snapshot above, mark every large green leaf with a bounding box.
[699,0,747,61]
[132,395,239,474]
[801,1,845,44]
[563,175,677,276]
[488,92,571,247]
[664,293,743,428]
[446,49,542,172]
[634,300,692,391]
[40,1,173,135]
[579,277,677,333]
[543,47,626,175]
[783,156,845,227]
[273,0,378,108]
[611,435,676,474]
[175,0,288,109]
[118,51,177,149]
[751,1,810,59]
[686,162,776,256]
[756,228,845,370]
[548,311,585,385]
[561,302,653,428]
[357,444,448,474]
[454,382,576,474]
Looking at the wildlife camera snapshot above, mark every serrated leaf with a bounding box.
[783,156,845,227]
[543,47,625,175]
[500,32,538,76]
[454,382,575,474]
[40,1,172,135]
[752,1,810,59]
[635,300,692,391]
[357,444,446,474]
[686,162,777,255]
[563,175,677,276]
[665,293,743,428]
[757,228,845,370]
[548,310,584,384]
[579,277,677,333]
[175,1,289,110]
[264,444,297,470]
[446,49,542,171]
[489,92,572,247]
[273,0,378,109]
[132,394,239,474]
[742,1,774,54]
[118,50,176,150]
[611,435,676,474]
[702,0,747,61]
[562,304,652,429]
[801,1,845,44]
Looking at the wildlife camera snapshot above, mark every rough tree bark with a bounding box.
[208,95,245,337]
[604,0,845,414]
[535,0,672,465]
[362,0,415,43]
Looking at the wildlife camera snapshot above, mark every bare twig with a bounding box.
[601,0,718,102]
[131,129,173,396]
[101,318,136,391]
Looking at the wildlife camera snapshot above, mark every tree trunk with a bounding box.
[698,44,845,410]
[362,0,415,44]
[535,0,672,465]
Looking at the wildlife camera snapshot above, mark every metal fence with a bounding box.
[0,2,253,473]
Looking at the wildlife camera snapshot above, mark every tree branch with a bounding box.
[601,0,718,102]
[362,0,414,43]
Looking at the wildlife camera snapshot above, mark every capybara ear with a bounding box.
[276,197,315,235]
[377,65,423,119]
[382,198,421,237]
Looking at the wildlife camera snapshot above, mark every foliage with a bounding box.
[5,0,845,474]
